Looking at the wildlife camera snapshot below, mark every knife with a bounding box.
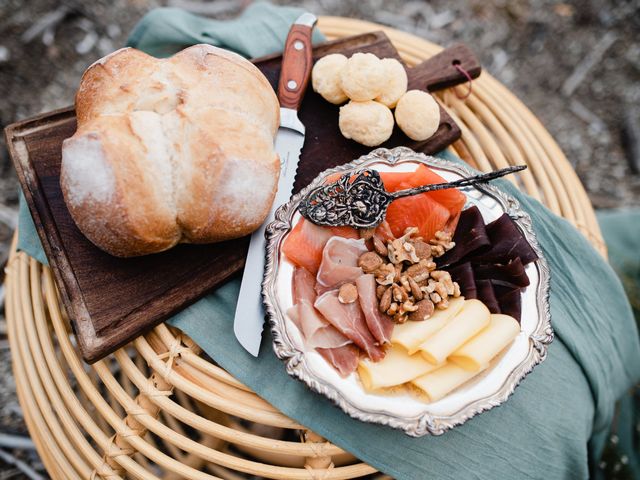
[233,12,317,356]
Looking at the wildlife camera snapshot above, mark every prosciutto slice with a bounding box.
[287,302,352,349]
[316,237,367,294]
[317,344,360,378]
[289,269,360,376]
[292,267,318,304]
[289,267,351,349]
[315,290,385,361]
[356,274,394,345]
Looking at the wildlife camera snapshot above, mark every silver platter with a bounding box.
[263,147,553,436]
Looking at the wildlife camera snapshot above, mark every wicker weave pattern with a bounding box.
[5,18,604,479]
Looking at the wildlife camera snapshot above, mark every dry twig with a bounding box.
[569,99,607,135]
[561,32,617,97]
[621,109,640,174]
[0,448,43,480]
[0,434,36,451]
[0,206,17,230]
[20,6,70,44]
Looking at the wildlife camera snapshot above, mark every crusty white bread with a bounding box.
[61,44,280,257]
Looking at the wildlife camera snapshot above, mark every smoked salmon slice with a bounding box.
[379,165,466,240]
[385,182,452,240]
[380,165,466,216]
[282,218,358,275]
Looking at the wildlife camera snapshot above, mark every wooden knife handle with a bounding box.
[407,44,482,92]
[278,13,317,111]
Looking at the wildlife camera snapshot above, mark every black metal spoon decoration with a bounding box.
[299,165,527,229]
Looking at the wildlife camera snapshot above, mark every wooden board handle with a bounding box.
[277,14,317,111]
[408,44,482,92]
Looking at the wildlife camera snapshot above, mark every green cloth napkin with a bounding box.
[16,4,640,479]
[594,210,640,480]
[598,210,640,327]
[127,2,324,58]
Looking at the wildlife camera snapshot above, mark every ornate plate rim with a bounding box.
[262,146,553,436]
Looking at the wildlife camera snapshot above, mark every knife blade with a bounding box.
[233,12,317,356]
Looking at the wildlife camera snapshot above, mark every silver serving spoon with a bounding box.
[299,165,526,229]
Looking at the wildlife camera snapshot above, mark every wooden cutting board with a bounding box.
[6,31,480,362]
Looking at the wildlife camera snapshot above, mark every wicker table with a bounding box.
[4,17,606,480]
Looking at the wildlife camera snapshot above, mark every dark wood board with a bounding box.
[5,31,480,363]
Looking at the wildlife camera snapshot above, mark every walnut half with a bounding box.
[429,230,455,258]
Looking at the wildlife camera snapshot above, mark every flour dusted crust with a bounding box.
[61,44,280,257]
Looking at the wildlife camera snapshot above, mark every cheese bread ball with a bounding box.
[375,58,408,108]
[395,90,441,141]
[339,100,394,147]
[311,54,349,105]
[340,53,386,102]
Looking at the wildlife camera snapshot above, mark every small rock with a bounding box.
[76,18,94,32]
[490,48,509,73]
[429,10,455,30]
[97,37,115,56]
[76,31,98,55]
[106,24,121,39]
[0,46,10,63]
[553,3,575,18]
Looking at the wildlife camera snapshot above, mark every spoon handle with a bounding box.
[391,165,527,199]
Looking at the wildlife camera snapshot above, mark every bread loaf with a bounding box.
[61,44,280,257]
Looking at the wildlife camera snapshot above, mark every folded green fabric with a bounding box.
[597,210,640,327]
[594,209,640,480]
[15,3,640,479]
[127,2,324,57]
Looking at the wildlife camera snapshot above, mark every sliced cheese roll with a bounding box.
[358,344,440,391]
[412,362,487,402]
[449,313,521,372]
[418,299,490,365]
[391,297,465,354]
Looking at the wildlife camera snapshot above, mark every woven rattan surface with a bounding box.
[5,17,605,480]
